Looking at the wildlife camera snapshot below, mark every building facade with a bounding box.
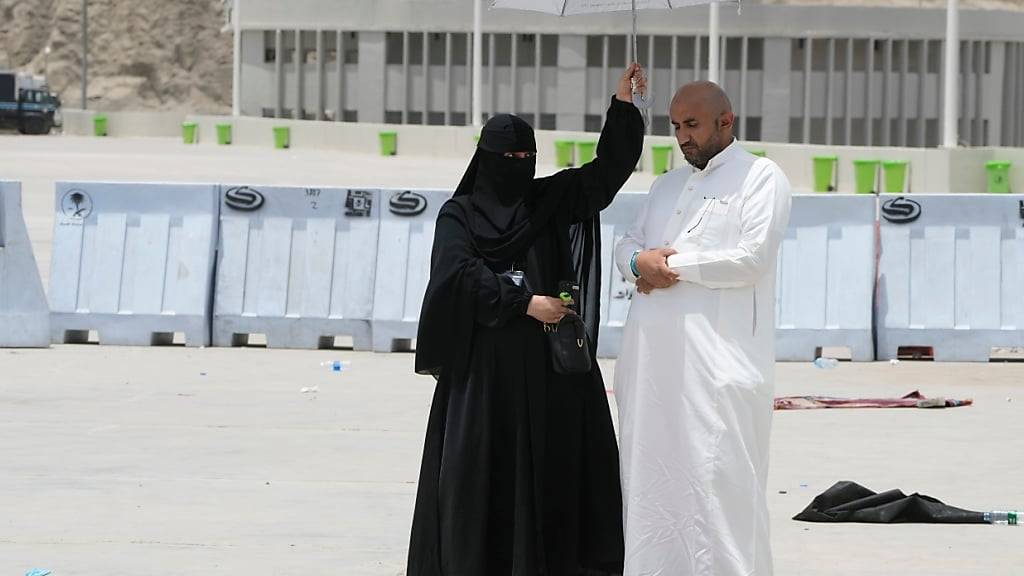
[234,0,1024,147]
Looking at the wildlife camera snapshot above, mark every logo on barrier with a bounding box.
[881,196,922,224]
[60,189,93,220]
[388,190,428,217]
[345,190,374,217]
[224,186,265,211]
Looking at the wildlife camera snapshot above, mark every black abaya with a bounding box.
[409,98,644,576]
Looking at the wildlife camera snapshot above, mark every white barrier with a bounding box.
[371,189,452,352]
[877,194,1024,361]
[0,181,50,347]
[596,192,647,358]
[213,185,379,349]
[49,182,219,346]
[775,195,877,361]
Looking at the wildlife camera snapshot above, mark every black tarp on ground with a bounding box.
[794,481,986,524]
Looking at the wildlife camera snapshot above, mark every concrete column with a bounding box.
[987,42,1006,146]
[358,31,387,123]
[445,32,453,125]
[295,28,303,119]
[336,30,345,121]
[556,35,587,131]
[274,30,283,118]
[761,37,792,142]
[316,31,324,120]
[942,0,960,147]
[231,0,240,116]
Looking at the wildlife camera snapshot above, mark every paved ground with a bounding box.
[1,135,1022,575]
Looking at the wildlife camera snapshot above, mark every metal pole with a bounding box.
[81,0,88,109]
[232,0,241,116]
[708,2,720,84]
[631,0,638,63]
[942,0,959,147]
[472,0,483,126]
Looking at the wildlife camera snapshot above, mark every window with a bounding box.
[540,35,558,66]
[386,32,404,65]
[344,32,359,64]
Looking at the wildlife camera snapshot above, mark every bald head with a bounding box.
[671,81,733,117]
[670,81,735,170]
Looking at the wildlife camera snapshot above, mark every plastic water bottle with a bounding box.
[320,360,351,373]
[984,510,1020,525]
[813,357,839,369]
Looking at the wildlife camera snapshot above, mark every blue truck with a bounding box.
[0,72,62,135]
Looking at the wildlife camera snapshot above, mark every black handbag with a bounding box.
[545,313,592,375]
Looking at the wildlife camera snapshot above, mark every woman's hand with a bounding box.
[527,295,573,324]
[616,63,647,104]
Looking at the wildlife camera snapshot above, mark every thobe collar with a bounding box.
[693,137,739,176]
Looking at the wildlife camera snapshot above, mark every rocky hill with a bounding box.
[0,0,232,113]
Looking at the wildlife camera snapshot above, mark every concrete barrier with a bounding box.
[49,182,219,346]
[54,108,1015,195]
[0,181,50,347]
[776,195,877,361]
[61,109,187,138]
[371,189,452,352]
[213,185,379,349]
[877,194,1024,361]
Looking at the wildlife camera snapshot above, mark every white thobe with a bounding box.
[613,140,792,576]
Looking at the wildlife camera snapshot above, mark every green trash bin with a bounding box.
[554,140,574,167]
[985,161,1012,193]
[273,126,290,149]
[651,144,674,175]
[853,159,881,194]
[93,114,108,137]
[812,155,838,193]
[576,141,598,165]
[216,123,232,145]
[882,160,909,194]
[182,122,198,144]
[379,131,398,156]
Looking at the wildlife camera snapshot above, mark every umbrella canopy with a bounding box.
[491,0,723,14]
[490,0,733,116]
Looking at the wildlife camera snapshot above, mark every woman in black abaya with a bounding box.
[408,64,646,576]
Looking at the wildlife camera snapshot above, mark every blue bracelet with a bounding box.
[629,250,640,278]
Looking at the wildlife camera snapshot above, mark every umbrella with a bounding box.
[490,0,736,114]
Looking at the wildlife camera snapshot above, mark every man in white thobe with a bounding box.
[613,81,792,576]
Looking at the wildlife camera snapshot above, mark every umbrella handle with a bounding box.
[630,0,652,124]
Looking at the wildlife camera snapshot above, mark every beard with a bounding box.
[681,132,726,170]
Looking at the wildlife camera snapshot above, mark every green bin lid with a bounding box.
[853,159,881,165]
[986,161,1012,168]
[651,144,674,150]
[881,160,908,167]
[379,131,397,136]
